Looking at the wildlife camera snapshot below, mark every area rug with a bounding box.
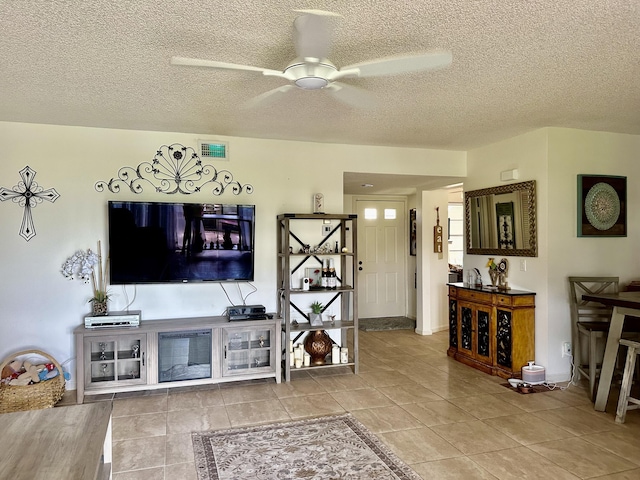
[359,317,416,331]
[192,413,421,479]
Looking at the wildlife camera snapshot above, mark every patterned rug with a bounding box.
[192,413,421,479]
[358,317,416,331]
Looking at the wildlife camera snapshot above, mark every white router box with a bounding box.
[84,310,141,328]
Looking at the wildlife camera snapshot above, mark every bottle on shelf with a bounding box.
[334,241,339,253]
[321,260,329,289]
[328,259,337,290]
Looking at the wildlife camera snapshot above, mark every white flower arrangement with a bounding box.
[61,240,109,303]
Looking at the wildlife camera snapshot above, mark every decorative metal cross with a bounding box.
[0,166,60,241]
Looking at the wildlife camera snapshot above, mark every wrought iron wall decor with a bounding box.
[0,166,60,241]
[95,143,253,196]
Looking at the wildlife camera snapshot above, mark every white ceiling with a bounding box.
[1,2,638,160]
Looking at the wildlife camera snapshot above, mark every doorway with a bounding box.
[355,198,407,318]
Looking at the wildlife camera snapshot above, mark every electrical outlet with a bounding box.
[520,259,527,271]
[562,342,572,357]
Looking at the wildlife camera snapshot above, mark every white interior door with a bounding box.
[356,199,407,318]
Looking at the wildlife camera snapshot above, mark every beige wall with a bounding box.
[466,127,639,381]
[0,121,465,388]
[4,120,635,387]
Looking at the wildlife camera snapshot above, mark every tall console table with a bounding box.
[447,283,535,379]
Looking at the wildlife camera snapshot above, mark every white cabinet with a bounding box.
[277,213,359,381]
[74,316,281,403]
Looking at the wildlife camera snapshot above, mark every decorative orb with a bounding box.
[341,247,348,253]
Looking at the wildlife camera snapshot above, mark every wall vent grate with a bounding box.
[197,140,228,160]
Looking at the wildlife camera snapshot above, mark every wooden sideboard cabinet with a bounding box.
[447,283,535,379]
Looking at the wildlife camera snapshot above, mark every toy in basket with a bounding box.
[0,349,65,413]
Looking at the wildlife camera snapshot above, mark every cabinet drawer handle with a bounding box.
[142,352,145,367]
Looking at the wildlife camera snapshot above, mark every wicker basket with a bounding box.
[0,349,66,414]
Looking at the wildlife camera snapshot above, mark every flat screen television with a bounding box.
[108,201,255,284]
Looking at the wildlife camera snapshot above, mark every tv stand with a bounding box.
[74,315,281,404]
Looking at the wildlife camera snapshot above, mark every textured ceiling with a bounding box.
[0,1,638,152]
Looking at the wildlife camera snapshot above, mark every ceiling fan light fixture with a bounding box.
[295,76,329,90]
[170,11,451,108]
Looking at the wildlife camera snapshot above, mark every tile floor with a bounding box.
[73,329,640,479]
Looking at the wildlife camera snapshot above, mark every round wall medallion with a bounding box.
[584,182,620,231]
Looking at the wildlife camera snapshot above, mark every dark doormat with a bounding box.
[359,317,416,331]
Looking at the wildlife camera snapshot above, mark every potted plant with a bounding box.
[309,301,323,326]
[305,300,332,364]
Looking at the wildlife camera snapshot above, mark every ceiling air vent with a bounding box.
[197,140,228,160]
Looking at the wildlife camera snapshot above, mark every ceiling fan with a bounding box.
[170,9,452,108]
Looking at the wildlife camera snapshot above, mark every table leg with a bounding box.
[594,307,627,411]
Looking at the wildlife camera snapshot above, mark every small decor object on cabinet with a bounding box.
[305,268,322,289]
[61,240,110,315]
[486,258,498,288]
[327,259,337,289]
[497,258,509,290]
[340,347,349,364]
[313,193,324,213]
[309,301,324,326]
[92,300,108,316]
[577,174,626,237]
[303,330,332,365]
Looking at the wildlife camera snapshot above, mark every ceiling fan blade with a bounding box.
[243,84,295,109]
[325,82,376,109]
[292,9,341,17]
[170,56,286,78]
[335,51,452,79]
[293,11,339,60]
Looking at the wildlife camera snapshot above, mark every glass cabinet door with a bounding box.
[223,326,274,376]
[85,334,147,387]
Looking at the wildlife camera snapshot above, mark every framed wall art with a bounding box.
[496,202,515,249]
[577,174,626,237]
[409,209,417,256]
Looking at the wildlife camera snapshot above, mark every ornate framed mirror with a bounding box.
[465,180,537,257]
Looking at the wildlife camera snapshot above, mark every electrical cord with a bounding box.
[220,282,259,307]
[122,284,137,312]
[219,283,235,305]
[241,282,258,305]
[540,353,576,391]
